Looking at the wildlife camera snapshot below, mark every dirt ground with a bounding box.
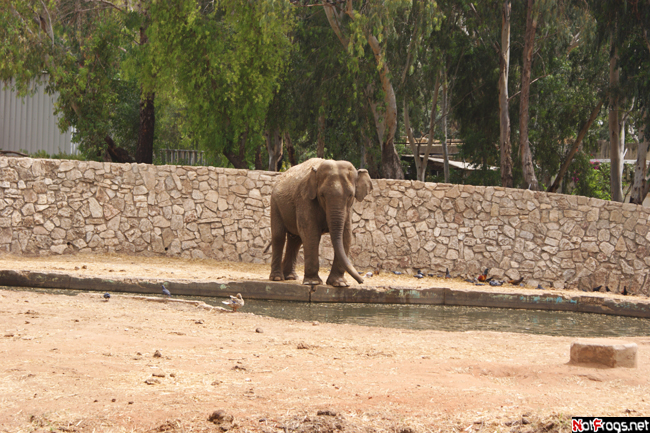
[0,254,649,433]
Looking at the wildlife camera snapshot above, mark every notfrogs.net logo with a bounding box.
[572,417,650,433]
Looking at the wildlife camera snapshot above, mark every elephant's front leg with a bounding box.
[269,206,287,282]
[282,233,302,280]
[301,231,323,286]
[327,221,352,287]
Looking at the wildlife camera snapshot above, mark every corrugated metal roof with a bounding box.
[0,80,75,155]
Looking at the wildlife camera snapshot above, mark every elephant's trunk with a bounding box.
[328,210,364,284]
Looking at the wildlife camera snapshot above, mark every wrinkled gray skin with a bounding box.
[269,158,373,286]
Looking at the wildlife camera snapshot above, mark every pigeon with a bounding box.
[393,271,402,275]
[223,293,245,312]
[592,285,602,292]
[103,292,111,301]
[445,268,451,279]
[428,273,435,277]
[414,273,424,279]
[365,271,373,278]
[536,284,544,290]
[489,280,503,286]
[162,284,171,297]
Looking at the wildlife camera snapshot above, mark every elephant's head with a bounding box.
[301,160,373,284]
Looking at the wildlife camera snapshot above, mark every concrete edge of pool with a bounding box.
[1,269,649,319]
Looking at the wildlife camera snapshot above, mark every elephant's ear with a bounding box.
[301,166,319,201]
[355,169,373,202]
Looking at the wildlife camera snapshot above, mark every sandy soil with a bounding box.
[0,254,649,433]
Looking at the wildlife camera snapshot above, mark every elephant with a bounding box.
[269,158,373,287]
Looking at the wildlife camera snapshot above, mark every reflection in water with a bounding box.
[3,286,649,338]
[218,299,650,338]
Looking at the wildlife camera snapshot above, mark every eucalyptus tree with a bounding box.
[318,0,442,179]
[147,0,294,170]
[0,0,146,161]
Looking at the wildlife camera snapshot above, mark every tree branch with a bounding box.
[323,4,349,48]
[547,100,604,193]
[39,0,55,47]
[84,0,126,14]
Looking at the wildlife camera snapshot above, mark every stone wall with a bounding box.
[1,156,649,295]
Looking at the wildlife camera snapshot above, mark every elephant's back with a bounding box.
[272,158,324,194]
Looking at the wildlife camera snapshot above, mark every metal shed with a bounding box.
[0,80,75,156]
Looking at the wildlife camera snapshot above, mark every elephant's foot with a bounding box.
[269,272,284,281]
[302,276,323,286]
[326,276,349,287]
[284,272,298,280]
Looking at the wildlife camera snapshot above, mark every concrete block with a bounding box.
[570,339,637,368]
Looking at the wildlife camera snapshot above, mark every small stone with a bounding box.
[312,321,320,326]
[153,350,162,358]
[128,401,134,405]
[297,342,310,350]
[255,327,263,333]
[152,372,166,378]
[111,398,116,402]
[317,410,337,417]
[144,378,160,385]
[170,373,176,378]
[208,410,234,425]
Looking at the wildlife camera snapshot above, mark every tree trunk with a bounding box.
[630,111,649,204]
[498,0,513,188]
[137,91,155,164]
[609,38,624,202]
[441,69,450,183]
[404,96,421,178]
[317,113,326,158]
[519,0,538,190]
[419,71,441,182]
[266,128,283,171]
[284,132,296,166]
[105,135,135,163]
[547,101,604,193]
[323,4,404,179]
[223,131,248,169]
[136,25,155,164]
[254,145,264,170]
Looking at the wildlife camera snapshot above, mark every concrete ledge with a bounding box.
[570,339,638,368]
[310,286,445,304]
[1,270,650,318]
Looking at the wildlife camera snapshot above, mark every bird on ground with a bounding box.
[365,271,373,278]
[428,273,435,277]
[393,271,402,275]
[606,286,611,292]
[222,293,245,312]
[622,286,628,296]
[162,284,171,297]
[103,292,111,301]
[508,277,524,285]
[592,285,602,292]
[489,280,503,286]
[415,269,424,278]
[477,268,492,282]
[536,284,544,290]
[445,268,452,279]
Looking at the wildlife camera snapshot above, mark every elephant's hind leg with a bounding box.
[282,233,302,280]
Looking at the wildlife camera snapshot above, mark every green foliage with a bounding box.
[0,0,142,159]
[147,0,294,167]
